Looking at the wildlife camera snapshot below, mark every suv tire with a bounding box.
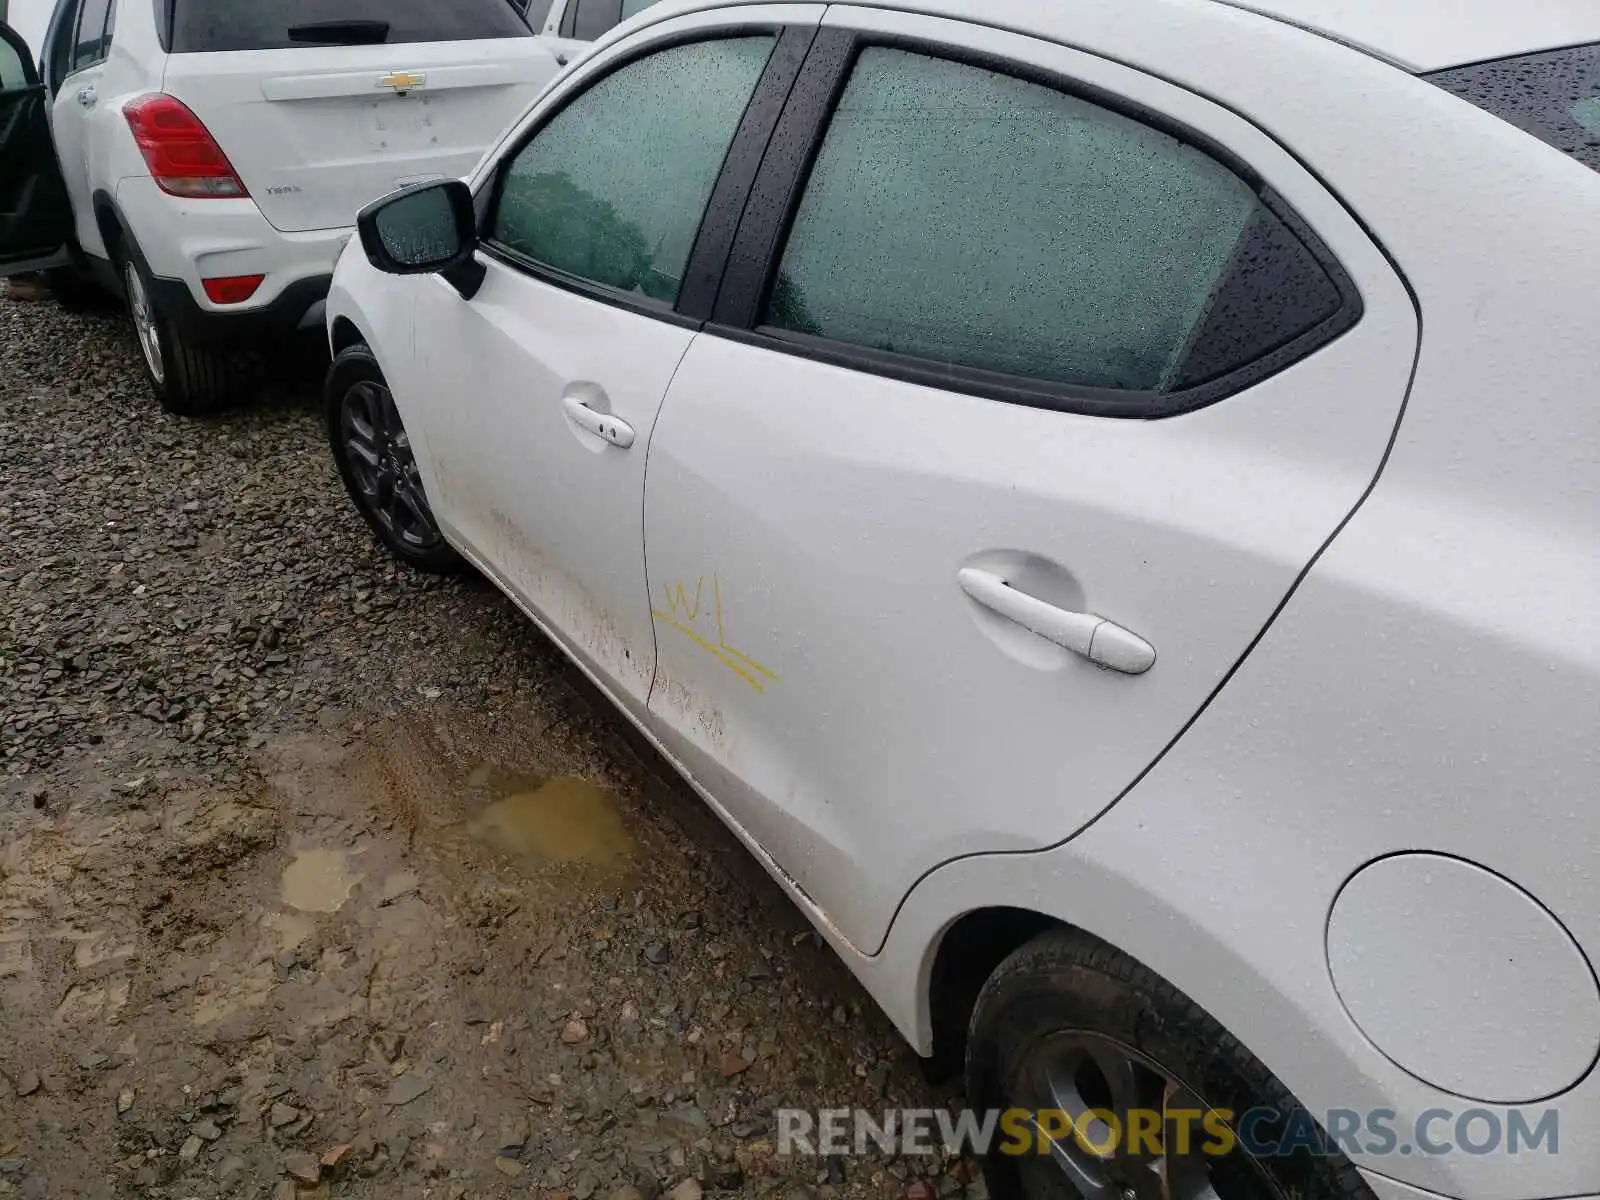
[121,256,248,416]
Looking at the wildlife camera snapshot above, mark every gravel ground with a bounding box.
[0,291,971,1199]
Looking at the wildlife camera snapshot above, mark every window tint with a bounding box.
[1430,42,1600,173]
[521,0,555,30]
[490,36,773,304]
[71,0,111,70]
[765,48,1343,396]
[171,0,529,53]
[571,0,620,42]
[620,0,660,21]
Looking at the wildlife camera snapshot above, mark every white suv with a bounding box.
[0,0,558,413]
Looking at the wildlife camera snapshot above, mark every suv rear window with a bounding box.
[170,0,530,53]
[1430,42,1600,172]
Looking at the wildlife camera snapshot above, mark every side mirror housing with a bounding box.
[357,178,480,277]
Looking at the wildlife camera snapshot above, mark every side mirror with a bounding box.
[357,178,478,276]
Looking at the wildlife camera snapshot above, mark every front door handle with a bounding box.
[562,395,635,448]
[957,567,1155,675]
[77,85,97,107]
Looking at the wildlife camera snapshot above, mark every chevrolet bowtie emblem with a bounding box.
[379,71,426,92]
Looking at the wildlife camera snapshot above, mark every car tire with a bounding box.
[325,342,463,575]
[120,255,248,416]
[966,929,1375,1200]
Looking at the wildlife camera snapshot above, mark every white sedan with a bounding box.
[323,2,1600,1199]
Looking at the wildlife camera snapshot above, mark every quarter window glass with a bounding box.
[491,36,773,304]
[72,0,111,70]
[620,0,660,20]
[767,49,1299,393]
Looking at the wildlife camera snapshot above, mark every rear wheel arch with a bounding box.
[923,905,1064,1082]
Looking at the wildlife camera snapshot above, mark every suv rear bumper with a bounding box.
[145,272,333,345]
[113,176,353,340]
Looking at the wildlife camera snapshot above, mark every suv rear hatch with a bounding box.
[159,0,556,232]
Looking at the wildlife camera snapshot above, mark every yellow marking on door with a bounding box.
[653,573,779,692]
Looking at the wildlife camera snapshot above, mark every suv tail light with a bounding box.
[123,94,249,198]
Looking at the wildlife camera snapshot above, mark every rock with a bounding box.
[269,1103,300,1128]
[494,1156,524,1177]
[374,1030,405,1062]
[383,1075,432,1106]
[905,1182,937,1200]
[610,1189,648,1200]
[643,940,671,966]
[498,1118,529,1153]
[116,1088,135,1114]
[192,1120,223,1141]
[285,1153,322,1184]
[273,1184,297,1200]
[14,1070,39,1097]
[320,1144,352,1168]
[718,1052,750,1078]
[177,1136,204,1163]
[75,1051,109,1070]
[667,1180,702,1200]
[560,1018,590,1045]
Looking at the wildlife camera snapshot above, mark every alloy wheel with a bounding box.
[124,261,164,385]
[1010,1031,1287,1200]
[339,379,443,551]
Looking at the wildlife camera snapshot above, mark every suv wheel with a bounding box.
[966,930,1374,1200]
[326,342,462,574]
[122,257,247,415]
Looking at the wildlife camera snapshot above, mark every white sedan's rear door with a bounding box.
[641,10,1418,954]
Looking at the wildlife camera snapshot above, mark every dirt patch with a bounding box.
[0,294,972,1198]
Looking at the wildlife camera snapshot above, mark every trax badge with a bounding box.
[379,71,426,93]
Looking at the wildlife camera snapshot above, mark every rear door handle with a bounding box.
[957,567,1155,675]
[562,395,635,448]
[77,85,97,107]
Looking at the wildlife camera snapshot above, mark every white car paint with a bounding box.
[327,2,1600,1198]
[30,0,557,317]
[1326,855,1599,1104]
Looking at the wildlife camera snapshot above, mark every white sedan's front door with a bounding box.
[403,29,786,710]
[642,12,1418,953]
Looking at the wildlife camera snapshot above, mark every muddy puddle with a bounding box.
[280,846,364,912]
[459,774,635,873]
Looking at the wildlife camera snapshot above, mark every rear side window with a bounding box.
[1430,42,1600,172]
[560,0,660,42]
[72,0,113,71]
[762,48,1353,407]
[170,0,530,53]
